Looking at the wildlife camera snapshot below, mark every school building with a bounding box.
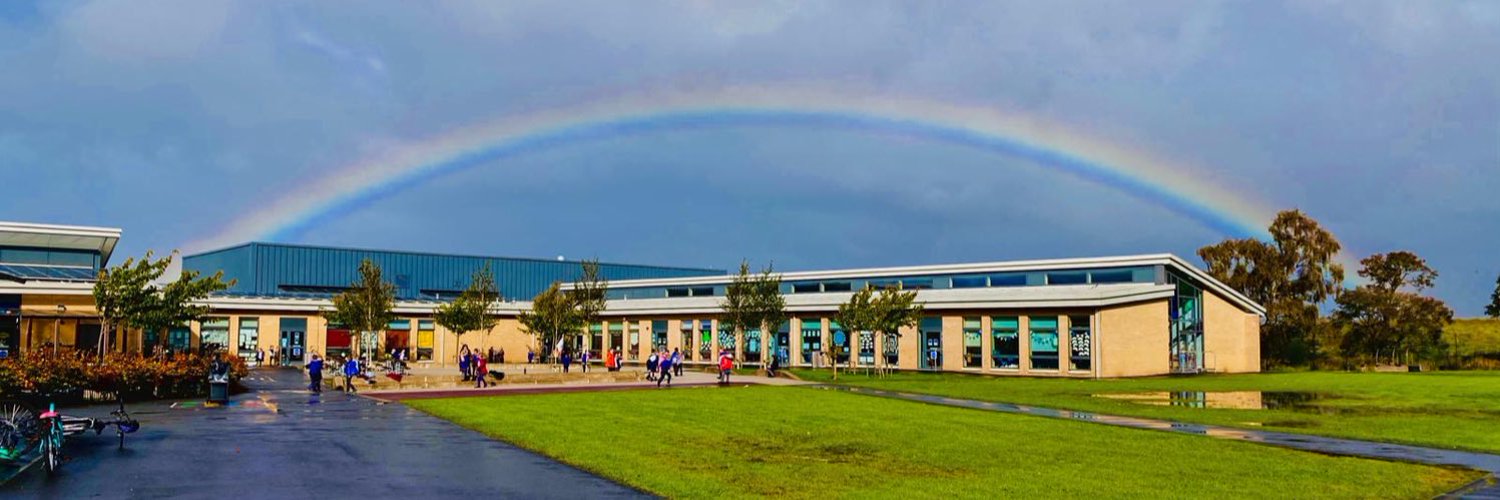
[1,220,1265,377]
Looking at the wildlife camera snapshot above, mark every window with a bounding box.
[775,321,792,365]
[609,322,625,359]
[237,318,259,356]
[744,328,762,363]
[882,331,899,366]
[201,318,229,354]
[792,282,820,293]
[866,279,900,290]
[1090,269,1135,284]
[823,282,852,292]
[416,320,434,361]
[168,325,192,352]
[990,273,1028,287]
[591,323,604,359]
[1047,272,1087,285]
[800,319,822,364]
[386,319,411,354]
[667,288,690,297]
[1029,316,1059,370]
[327,322,352,359]
[652,320,668,350]
[718,323,736,353]
[900,279,933,290]
[991,317,1020,369]
[951,275,988,288]
[698,320,712,359]
[627,322,640,360]
[690,287,714,297]
[1069,315,1092,371]
[857,330,875,367]
[963,317,982,368]
[679,320,694,361]
[830,321,849,363]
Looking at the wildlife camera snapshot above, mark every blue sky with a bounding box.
[1,1,1497,314]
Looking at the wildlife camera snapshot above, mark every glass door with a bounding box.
[281,318,307,363]
[920,317,943,370]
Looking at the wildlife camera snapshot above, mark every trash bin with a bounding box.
[208,375,230,404]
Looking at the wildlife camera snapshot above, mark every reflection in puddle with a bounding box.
[1094,391,1333,411]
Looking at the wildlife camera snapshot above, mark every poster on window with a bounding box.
[1070,331,1091,358]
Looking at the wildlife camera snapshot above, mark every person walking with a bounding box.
[342,356,360,393]
[646,350,659,381]
[613,347,623,371]
[474,354,489,388]
[718,349,734,384]
[527,348,535,365]
[255,348,265,368]
[657,350,673,387]
[581,350,591,373]
[671,348,683,377]
[561,349,573,373]
[307,354,323,393]
[459,345,472,381]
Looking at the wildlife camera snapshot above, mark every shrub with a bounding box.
[0,350,247,402]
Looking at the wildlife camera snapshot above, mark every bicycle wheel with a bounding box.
[0,400,39,461]
[42,419,62,474]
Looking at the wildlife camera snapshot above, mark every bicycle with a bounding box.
[0,394,140,475]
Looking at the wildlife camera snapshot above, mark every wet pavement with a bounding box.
[2,368,649,499]
[816,385,1500,499]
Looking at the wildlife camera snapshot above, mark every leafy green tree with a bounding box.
[571,259,607,359]
[93,251,232,357]
[323,259,396,359]
[1199,209,1345,367]
[835,284,923,378]
[1486,273,1500,318]
[434,264,500,350]
[720,261,786,368]
[1333,251,1453,366]
[517,282,583,363]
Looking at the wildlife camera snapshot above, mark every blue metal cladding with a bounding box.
[183,242,724,300]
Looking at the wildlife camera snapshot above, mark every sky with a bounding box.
[1,1,1497,314]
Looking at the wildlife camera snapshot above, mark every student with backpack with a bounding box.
[718,350,734,384]
[657,349,673,387]
[646,350,659,381]
[342,356,360,393]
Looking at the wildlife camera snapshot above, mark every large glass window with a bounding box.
[1069,315,1092,371]
[718,323,736,353]
[991,316,1020,369]
[882,331,899,366]
[590,323,604,359]
[416,320,434,361]
[1029,316,1059,370]
[168,325,191,353]
[963,317,983,368]
[857,330,875,367]
[1047,271,1088,285]
[627,322,640,360]
[385,319,410,355]
[652,320,669,351]
[678,321,693,361]
[237,317,259,357]
[327,322,352,360]
[951,275,987,288]
[200,318,229,354]
[744,328,762,363]
[775,321,791,365]
[1169,274,1205,373]
[697,320,712,360]
[800,319,822,364]
[830,321,849,363]
[281,318,307,363]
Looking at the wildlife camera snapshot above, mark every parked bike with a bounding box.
[0,394,139,474]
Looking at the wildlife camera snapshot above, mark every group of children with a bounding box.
[457,344,491,388]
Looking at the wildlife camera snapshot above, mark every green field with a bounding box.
[791,369,1500,454]
[1446,318,1500,356]
[407,386,1476,499]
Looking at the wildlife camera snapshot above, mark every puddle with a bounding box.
[1093,391,1334,411]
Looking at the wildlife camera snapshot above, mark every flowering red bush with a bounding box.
[0,350,247,401]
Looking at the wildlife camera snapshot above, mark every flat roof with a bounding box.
[185,241,724,273]
[564,253,1266,317]
[0,221,121,265]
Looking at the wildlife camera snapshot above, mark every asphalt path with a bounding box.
[1,368,648,499]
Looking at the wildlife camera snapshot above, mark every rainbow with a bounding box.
[181,85,1279,253]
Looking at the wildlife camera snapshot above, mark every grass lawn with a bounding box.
[791,369,1500,454]
[407,386,1476,499]
[1446,318,1500,356]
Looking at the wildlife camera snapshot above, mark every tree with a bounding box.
[517,282,582,364]
[835,284,923,378]
[720,261,785,370]
[1333,251,1453,366]
[434,264,500,351]
[570,259,608,360]
[94,251,232,357]
[1199,209,1345,367]
[323,259,395,360]
[1486,273,1500,318]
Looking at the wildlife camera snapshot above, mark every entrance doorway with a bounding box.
[920,317,943,370]
[280,318,307,364]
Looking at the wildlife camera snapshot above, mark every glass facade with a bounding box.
[1029,316,1059,370]
[237,317,259,357]
[857,330,875,367]
[800,319,822,364]
[679,320,693,361]
[882,331,899,366]
[991,316,1020,369]
[830,320,849,363]
[609,322,624,358]
[416,319,434,361]
[652,320,668,351]
[1169,273,1205,373]
[1069,315,1092,371]
[591,323,604,359]
[627,322,640,360]
[718,323,736,353]
[697,320,712,360]
[963,317,982,368]
[775,321,791,365]
[744,327,762,363]
[201,318,229,354]
[920,317,942,369]
[281,318,307,363]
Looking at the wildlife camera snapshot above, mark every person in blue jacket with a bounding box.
[342,356,360,393]
[307,354,323,393]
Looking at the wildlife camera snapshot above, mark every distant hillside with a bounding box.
[1445,318,1500,356]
